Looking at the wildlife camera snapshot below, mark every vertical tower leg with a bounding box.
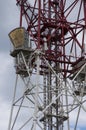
[33,53,40,130]
[8,75,18,130]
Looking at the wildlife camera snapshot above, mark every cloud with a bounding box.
[0,0,19,52]
[0,51,15,102]
[0,98,10,130]
[0,0,19,129]
[69,107,86,129]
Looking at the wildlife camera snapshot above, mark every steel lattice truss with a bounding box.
[8,0,86,130]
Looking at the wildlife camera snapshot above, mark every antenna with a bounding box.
[8,0,86,130]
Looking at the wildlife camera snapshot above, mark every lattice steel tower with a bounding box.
[8,0,86,130]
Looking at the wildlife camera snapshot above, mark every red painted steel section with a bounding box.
[83,0,86,26]
[16,0,86,78]
[38,0,41,49]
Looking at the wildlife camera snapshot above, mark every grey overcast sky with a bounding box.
[0,0,86,130]
[0,0,19,129]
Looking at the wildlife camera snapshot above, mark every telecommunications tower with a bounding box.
[8,0,86,130]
